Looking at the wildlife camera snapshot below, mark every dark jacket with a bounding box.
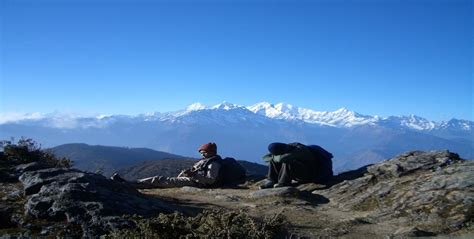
[262,142,333,183]
[189,155,222,185]
[262,143,314,164]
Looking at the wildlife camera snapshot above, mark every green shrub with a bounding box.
[0,137,72,168]
[107,209,287,239]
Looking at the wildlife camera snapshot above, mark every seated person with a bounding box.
[260,142,333,189]
[111,142,222,188]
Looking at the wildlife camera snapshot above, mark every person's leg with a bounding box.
[274,162,292,187]
[260,161,282,189]
[267,160,282,183]
[137,176,199,188]
[288,160,314,184]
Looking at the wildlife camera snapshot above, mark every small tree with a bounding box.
[0,137,72,168]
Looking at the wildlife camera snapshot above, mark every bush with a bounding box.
[107,209,287,239]
[0,137,72,168]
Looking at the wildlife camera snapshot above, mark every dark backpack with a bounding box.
[306,145,334,182]
[217,157,246,186]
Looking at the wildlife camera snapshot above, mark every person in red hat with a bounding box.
[112,142,223,188]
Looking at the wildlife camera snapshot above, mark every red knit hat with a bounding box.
[198,142,217,153]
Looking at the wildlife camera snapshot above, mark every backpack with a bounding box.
[217,157,246,186]
[307,145,333,161]
[306,145,334,182]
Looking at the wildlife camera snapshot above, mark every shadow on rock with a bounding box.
[327,165,370,187]
[299,191,330,205]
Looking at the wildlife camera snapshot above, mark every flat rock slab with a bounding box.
[249,186,299,199]
[180,186,204,193]
[18,168,173,237]
[297,183,328,192]
[319,151,474,235]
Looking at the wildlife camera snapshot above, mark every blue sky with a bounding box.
[1,0,472,121]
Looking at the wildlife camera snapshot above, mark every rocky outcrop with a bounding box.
[318,150,473,236]
[18,168,173,237]
[1,150,472,238]
[0,162,51,183]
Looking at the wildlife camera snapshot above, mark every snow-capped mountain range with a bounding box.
[2,101,471,131]
[1,102,472,173]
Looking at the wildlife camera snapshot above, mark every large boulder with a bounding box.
[319,150,473,235]
[19,168,173,237]
[0,161,51,182]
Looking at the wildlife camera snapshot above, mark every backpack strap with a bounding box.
[199,155,222,170]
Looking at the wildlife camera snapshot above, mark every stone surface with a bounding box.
[249,186,299,198]
[366,151,460,178]
[15,162,50,175]
[180,186,204,193]
[319,150,473,235]
[2,150,473,238]
[18,168,173,237]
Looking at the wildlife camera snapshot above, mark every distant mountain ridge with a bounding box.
[50,143,187,176]
[2,101,472,131]
[49,143,267,180]
[116,158,267,181]
[2,102,473,173]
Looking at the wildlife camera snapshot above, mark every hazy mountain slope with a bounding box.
[117,158,268,181]
[50,143,185,176]
[48,143,268,180]
[1,102,472,173]
[117,158,196,180]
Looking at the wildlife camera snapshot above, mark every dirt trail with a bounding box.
[141,184,399,238]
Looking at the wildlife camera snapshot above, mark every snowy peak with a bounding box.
[210,101,243,110]
[173,102,242,120]
[183,102,242,112]
[247,102,299,121]
[158,101,261,125]
[401,115,437,130]
[247,102,376,127]
[186,103,207,112]
[247,102,275,115]
[439,119,473,131]
[274,103,298,114]
[332,108,359,118]
[1,102,472,132]
[381,115,437,131]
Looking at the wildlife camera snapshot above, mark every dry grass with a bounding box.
[107,209,287,238]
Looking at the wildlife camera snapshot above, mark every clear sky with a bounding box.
[1,0,472,121]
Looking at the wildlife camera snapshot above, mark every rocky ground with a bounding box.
[143,151,474,238]
[1,150,473,238]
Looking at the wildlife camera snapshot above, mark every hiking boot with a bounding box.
[273,183,292,188]
[110,172,126,182]
[259,180,275,189]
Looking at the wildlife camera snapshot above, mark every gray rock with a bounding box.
[249,186,299,198]
[393,226,436,237]
[15,162,49,175]
[367,151,461,179]
[19,168,74,195]
[215,195,240,201]
[319,150,473,234]
[18,168,173,237]
[297,183,328,192]
[4,189,22,201]
[181,186,204,193]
